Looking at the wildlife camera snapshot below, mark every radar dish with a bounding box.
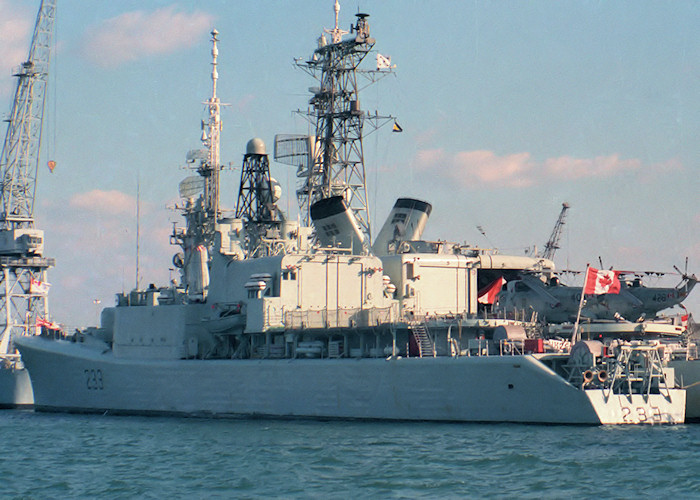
[269,177,282,203]
[179,176,205,199]
[274,134,313,167]
[186,149,208,163]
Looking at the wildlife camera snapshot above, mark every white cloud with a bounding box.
[543,155,641,179]
[453,150,535,187]
[0,0,33,96]
[81,6,215,67]
[69,189,136,215]
[412,149,680,189]
[413,148,535,188]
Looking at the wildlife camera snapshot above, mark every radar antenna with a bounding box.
[172,29,225,252]
[293,1,395,250]
[541,202,570,261]
[0,0,57,359]
[170,29,230,298]
[201,28,223,232]
[324,0,349,43]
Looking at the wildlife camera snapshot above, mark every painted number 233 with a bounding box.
[84,369,104,390]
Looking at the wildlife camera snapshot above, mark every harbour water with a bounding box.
[3,411,700,498]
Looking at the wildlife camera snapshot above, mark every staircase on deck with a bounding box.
[410,322,435,358]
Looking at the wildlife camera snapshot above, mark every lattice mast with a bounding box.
[236,144,276,224]
[235,139,285,258]
[0,0,56,230]
[541,202,570,261]
[295,0,378,245]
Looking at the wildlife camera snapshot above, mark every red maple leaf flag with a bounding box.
[583,267,621,295]
[478,276,506,304]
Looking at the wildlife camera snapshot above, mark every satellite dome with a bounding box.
[269,177,282,202]
[246,138,266,155]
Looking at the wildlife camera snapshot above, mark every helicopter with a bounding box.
[493,264,697,323]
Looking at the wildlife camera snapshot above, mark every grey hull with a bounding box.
[669,359,700,422]
[0,365,33,408]
[17,336,684,424]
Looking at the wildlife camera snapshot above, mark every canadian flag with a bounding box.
[36,317,53,328]
[583,267,621,295]
[30,278,51,295]
[478,277,506,304]
[35,317,60,333]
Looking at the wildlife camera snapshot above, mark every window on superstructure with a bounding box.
[391,213,407,224]
[406,263,415,280]
[322,223,340,236]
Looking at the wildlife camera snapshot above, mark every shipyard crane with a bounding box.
[0,0,56,358]
[540,202,570,261]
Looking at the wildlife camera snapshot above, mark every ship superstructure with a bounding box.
[16,2,686,424]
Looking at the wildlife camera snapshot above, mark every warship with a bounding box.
[17,3,686,424]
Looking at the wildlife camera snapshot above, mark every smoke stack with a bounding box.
[310,196,365,253]
[372,198,432,255]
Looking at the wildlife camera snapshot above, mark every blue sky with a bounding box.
[1,0,699,327]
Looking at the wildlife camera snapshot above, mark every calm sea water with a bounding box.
[2,410,700,499]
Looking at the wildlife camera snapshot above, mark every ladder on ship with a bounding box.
[410,322,435,358]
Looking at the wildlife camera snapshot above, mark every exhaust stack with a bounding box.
[372,198,432,255]
[310,196,365,253]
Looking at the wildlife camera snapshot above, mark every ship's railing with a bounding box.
[489,307,538,323]
[0,256,55,268]
[499,339,525,356]
[465,338,546,357]
[283,306,395,330]
[466,338,489,356]
[560,342,675,396]
[252,336,389,360]
[657,342,698,362]
[608,344,672,397]
[671,342,698,361]
[284,308,354,329]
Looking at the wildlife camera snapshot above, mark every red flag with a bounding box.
[36,317,52,327]
[583,267,621,295]
[30,278,51,295]
[478,277,506,304]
